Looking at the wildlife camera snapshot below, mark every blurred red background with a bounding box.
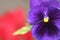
[0,7,33,40]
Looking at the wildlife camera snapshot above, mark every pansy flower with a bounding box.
[28,0,60,40]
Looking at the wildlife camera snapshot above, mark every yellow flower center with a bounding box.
[44,17,49,23]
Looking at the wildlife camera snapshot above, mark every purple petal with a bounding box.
[30,0,59,8]
[31,23,44,40]
[48,7,60,30]
[30,0,40,8]
[53,19,60,30]
[48,7,60,20]
[31,21,59,40]
[28,6,43,25]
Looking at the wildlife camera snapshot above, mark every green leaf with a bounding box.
[13,24,32,36]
